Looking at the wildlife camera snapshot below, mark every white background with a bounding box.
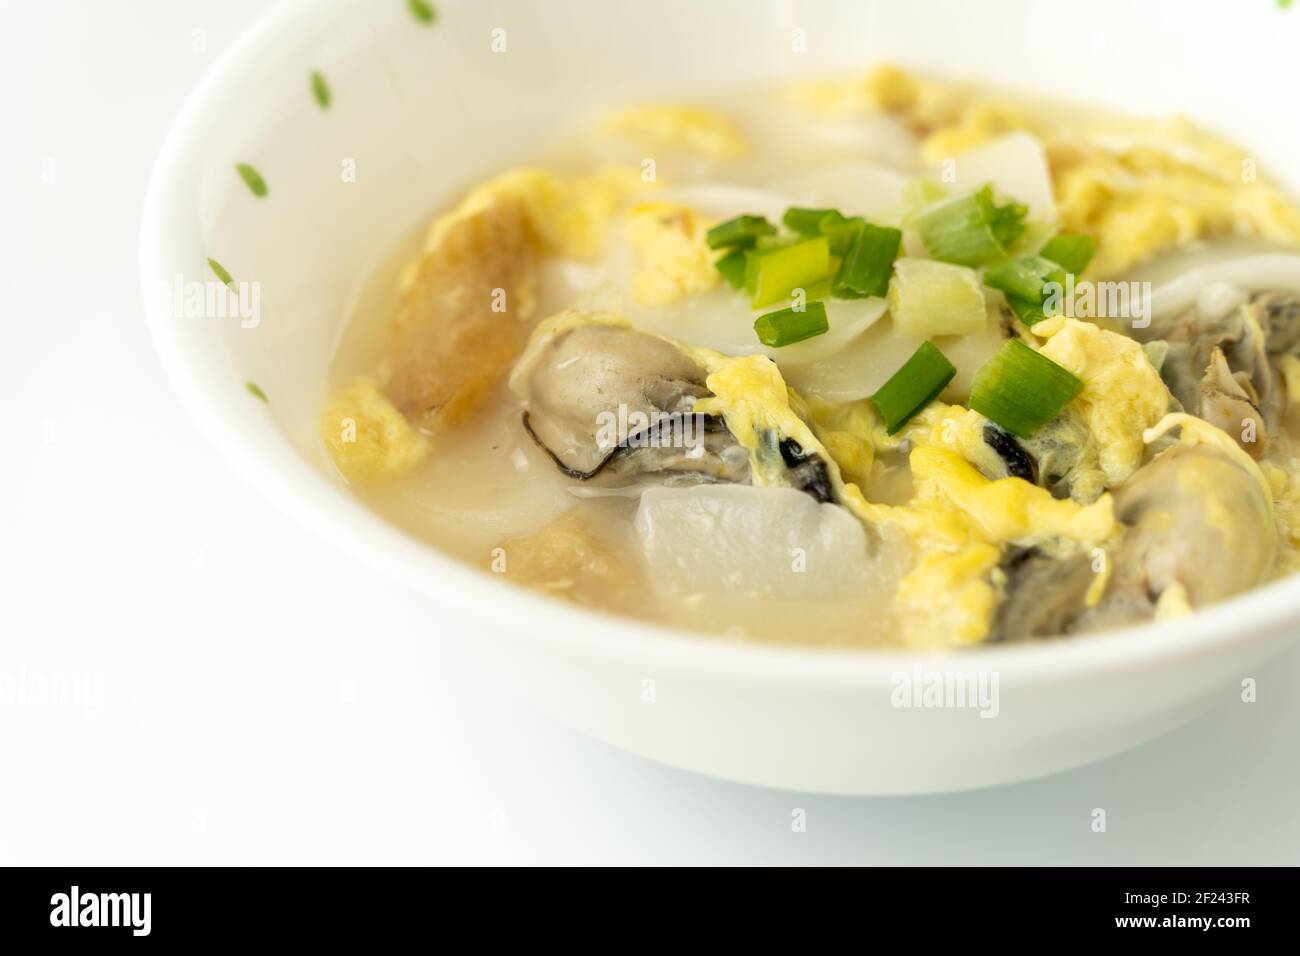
[2,0,1298,865]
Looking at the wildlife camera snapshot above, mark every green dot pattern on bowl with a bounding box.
[235,162,268,198]
[215,2,442,392]
[207,257,235,288]
[408,0,437,25]
[311,70,331,109]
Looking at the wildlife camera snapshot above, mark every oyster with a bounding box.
[510,314,842,503]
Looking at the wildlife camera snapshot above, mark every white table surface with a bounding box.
[2,0,1297,866]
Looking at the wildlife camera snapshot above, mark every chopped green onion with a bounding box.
[245,381,269,403]
[983,255,1067,304]
[747,236,832,308]
[1006,295,1050,327]
[804,276,834,301]
[915,185,1027,267]
[706,214,776,250]
[408,0,437,24]
[207,257,235,289]
[1006,220,1056,256]
[871,342,957,435]
[1142,340,1170,372]
[753,301,829,348]
[817,212,865,256]
[714,248,747,289]
[310,70,331,109]
[744,239,805,295]
[1039,233,1096,276]
[969,339,1083,439]
[235,163,268,198]
[889,258,988,337]
[832,224,901,299]
[903,178,949,217]
[988,198,1029,249]
[753,233,799,253]
[782,207,836,237]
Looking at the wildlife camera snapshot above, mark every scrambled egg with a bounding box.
[791,64,1032,165]
[855,443,1115,648]
[793,64,1300,276]
[788,392,877,489]
[624,201,720,307]
[412,166,648,276]
[1051,125,1300,276]
[684,352,851,493]
[603,103,748,159]
[1034,318,1173,498]
[320,379,430,482]
[498,509,640,608]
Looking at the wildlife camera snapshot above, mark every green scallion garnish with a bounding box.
[235,163,268,198]
[969,339,1083,439]
[1039,233,1096,276]
[207,257,235,289]
[714,248,748,289]
[1006,295,1050,327]
[833,224,901,299]
[245,381,269,403]
[871,342,957,435]
[747,236,832,308]
[983,255,1066,304]
[754,301,830,348]
[817,211,867,255]
[804,276,834,301]
[988,198,1029,249]
[915,185,1027,267]
[408,0,437,24]
[706,214,777,250]
[311,71,331,109]
[782,207,836,237]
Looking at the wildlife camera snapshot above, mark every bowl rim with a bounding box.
[139,0,1300,688]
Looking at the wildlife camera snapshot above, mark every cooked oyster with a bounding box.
[1082,440,1275,628]
[1135,295,1274,455]
[1134,256,1300,455]
[511,320,748,485]
[511,316,842,502]
[992,547,1095,641]
[995,435,1276,639]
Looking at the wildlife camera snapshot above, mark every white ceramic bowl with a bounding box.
[141,0,1300,794]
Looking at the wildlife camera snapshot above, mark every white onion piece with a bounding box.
[781,320,923,401]
[946,132,1055,222]
[627,287,887,369]
[793,113,921,172]
[937,323,1007,403]
[634,485,874,600]
[772,163,911,220]
[652,183,793,223]
[782,313,1005,403]
[1139,254,1300,320]
[772,297,889,366]
[1195,281,1249,322]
